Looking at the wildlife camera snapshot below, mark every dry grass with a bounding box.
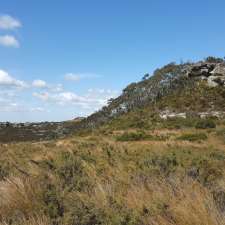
[0,215,50,225]
[0,125,225,225]
[0,176,43,221]
[125,177,225,225]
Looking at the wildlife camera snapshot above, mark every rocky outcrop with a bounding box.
[159,110,187,119]
[159,110,225,120]
[186,62,225,87]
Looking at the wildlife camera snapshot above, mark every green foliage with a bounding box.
[63,195,139,225]
[40,178,63,220]
[176,133,207,142]
[116,131,167,142]
[216,128,225,143]
[0,163,9,180]
[160,117,196,129]
[54,152,93,192]
[140,153,179,176]
[63,195,105,225]
[2,129,225,224]
[195,119,216,129]
[205,56,224,63]
[116,131,149,141]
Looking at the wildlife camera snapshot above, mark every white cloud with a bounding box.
[0,102,46,113]
[0,15,21,30]
[0,35,19,48]
[0,70,27,88]
[29,107,46,112]
[32,80,63,93]
[32,79,47,88]
[50,84,63,92]
[33,88,119,111]
[64,73,100,82]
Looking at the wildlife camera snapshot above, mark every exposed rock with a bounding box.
[159,110,186,119]
[211,64,225,76]
[159,111,225,120]
[186,62,225,87]
[73,117,85,122]
[198,111,225,119]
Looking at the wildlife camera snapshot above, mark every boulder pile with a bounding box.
[186,62,225,87]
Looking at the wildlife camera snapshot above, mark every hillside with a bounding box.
[76,56,225,132]
[0,113,225,225]
[0,57,225,225]
[1,57,225,143]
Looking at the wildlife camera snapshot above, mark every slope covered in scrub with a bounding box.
[76,57,225,131]
[0,57,225,225]
[0,120,225,224]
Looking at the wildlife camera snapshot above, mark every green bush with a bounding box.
[160,117,196,129]
[195,119,216,129]
[54,152,93,192]
[176,133,207,142]
[116,131,149,141]
[116,131,167,142]
[0,163,9,180]
[216,128,225,143]
[63,195,105,225]
[141,153,179,175]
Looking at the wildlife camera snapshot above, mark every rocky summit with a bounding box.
[75,57,225,131]
[185,59,225,87]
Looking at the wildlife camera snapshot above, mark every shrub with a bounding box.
[116,131,167,142]
[216,128,225,143]
[176,133,207,142]
[160,117,196,129]
[54,152,93,192]
[195,119,216,129]
[116,131,149,141]
[0,164,9,180]
[205,56,224,63]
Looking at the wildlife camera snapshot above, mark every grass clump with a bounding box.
[116,131,167,142]
[195,119,216,129]
[176,132,207,142]
[216,128,225,143]
[0,164,9,181]
[116,131,150,141]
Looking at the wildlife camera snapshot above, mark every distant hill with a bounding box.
[0,56,225,142]
[77,56,225,130]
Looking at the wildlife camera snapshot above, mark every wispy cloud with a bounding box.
[0,15,21,30]
[32,79,47,88]
[64,73,101,82]
[0,35,20,48]
[0,14,21,48]
[33,88,119,110]
[0,69,27,88]
[32,79,63,93]
[0,68,117,119]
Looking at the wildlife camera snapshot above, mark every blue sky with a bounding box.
[0,0,225,122]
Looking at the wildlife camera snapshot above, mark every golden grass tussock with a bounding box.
[0,215,51,225]
[125,177,225,225]
[0,176,43,221]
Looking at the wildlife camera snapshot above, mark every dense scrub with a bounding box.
[0,121,225,225]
